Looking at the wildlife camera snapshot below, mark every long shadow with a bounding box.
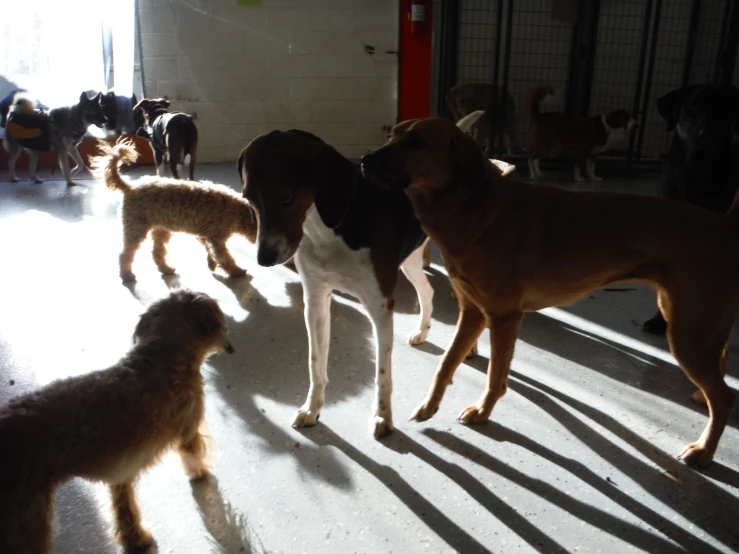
[516,312,739,427]
[424,428,718,554]
[301,425,567,553]
[194,274,384,488]
[190,474,265,554]
[481,372,739,551]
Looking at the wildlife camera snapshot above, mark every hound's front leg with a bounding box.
[293,281,332,428]
[365,299,395,438]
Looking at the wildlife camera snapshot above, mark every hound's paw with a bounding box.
[32,177,43,184]
[227,267,247,278]
[589,176,603,182]
[292,407,320,428]
[118,524,154,550]
[66,180,79,187]
[370,415,394,438]
[691,389,707,406]
[406,326,430,345]
[409,400,439,422]
[10,176,19,183]
[677,442,713,467]
[457,403,490,424]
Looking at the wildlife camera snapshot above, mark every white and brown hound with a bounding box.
[238,130,434,438]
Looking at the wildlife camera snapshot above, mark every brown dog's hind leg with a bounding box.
[151,228,176,275]
[410,302,486,422]
[180,429,210,480]
[668,314,735,466]
[458,312,523,423]
[110,482,153,549]
[210,238,246,278]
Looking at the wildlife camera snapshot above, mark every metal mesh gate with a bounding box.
[434,0,739,172]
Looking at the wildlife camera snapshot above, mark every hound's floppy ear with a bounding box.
[449,130,489,185]
[656,86,697,131]
[311,143,357,229]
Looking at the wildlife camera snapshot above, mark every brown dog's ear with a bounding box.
[656,86,697,132]
[450,131,489,185]
[312,145,357,229]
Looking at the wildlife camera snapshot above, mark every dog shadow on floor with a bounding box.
[176,273,385,490]
[53,480,123,554]
[447,353,739,552]
[190,475,265,554]
[299,425,499,554]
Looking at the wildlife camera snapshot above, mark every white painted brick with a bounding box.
[139,7,177,34]
[353,55,398,78]
[155,81,202,103]
[140,33,155,58]
[154,34,183,57]
[144,57,179,81]
[139,1,397,163]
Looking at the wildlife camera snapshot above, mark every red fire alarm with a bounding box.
[409,0,426,34]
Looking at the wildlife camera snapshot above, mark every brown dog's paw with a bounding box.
[227,267,247,278]
[120,271,136,283]
[409,400,439,422]
[206,256,217,271]
[677,442,714,467]
[118,524,153,550]
[158,266,176,276]
[690,389,707,406]
[457,403,490,424]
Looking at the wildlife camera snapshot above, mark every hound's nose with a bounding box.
[257,246,279,267]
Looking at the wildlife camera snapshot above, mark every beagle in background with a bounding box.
[526,85,636,182]
[360,116,738,468]
[238,130,434,439]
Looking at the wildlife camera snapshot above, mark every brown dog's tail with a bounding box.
[91,140,138,192]
[524,85,555,121]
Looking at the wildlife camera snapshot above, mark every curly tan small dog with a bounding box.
[0,290,234,553]
[95,141,257,282]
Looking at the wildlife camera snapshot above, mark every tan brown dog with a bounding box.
[0,290,233,553]
[360,116,738,467]
[95,141,257,282]
[134,97,198,180]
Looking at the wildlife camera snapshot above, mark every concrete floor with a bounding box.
[0,162,738,554]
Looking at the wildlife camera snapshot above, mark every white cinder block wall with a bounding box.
[137,0,399,163]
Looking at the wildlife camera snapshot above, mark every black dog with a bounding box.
[642,83,739,335]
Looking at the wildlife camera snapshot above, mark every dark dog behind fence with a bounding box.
[433,0,739,171]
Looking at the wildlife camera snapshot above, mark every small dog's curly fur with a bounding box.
[94,141,258,282]
[0,290,234,553]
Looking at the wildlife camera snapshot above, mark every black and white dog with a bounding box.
[3,91,107,186]
[642,83,739,334]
